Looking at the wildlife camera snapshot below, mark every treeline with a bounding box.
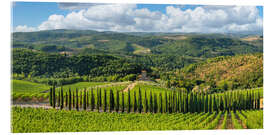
[49,87,262,113]
[12,48,144,80]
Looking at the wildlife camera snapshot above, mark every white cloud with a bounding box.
[14,25,37,32]
[15,4,263,33]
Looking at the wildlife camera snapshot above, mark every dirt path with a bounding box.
[122,82,137,92]
[227,113,234,129]
[13,103,52,109]
[216,114,224,129]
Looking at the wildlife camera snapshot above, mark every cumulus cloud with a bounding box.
[15,4,263,33]
[14,25,37,32]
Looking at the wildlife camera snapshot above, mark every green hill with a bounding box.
[165,53,263,92]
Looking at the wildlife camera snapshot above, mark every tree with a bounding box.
[49,87,52,106]
[138,88,142,113]
[69,88,72,110]
[128,89,131,113]
[72,91,75,109]
[116,90,120,112]
[52,86,56,108]
[122,91,125,113]
[60,87,64,110]
[103,89,107,112]
[159,93,163,113]
[83,89,87,110]
[149,91,153,113]
[109,89,114,112]
[165,91,168,113]
[91,89,95,111]
[144,90,148,113]
[154,93,158,113]
[76,88,79,111]
[65,91,68,108]
[133,91,137,112]
[96,89,99,112]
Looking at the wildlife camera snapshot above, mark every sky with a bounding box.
[12,2,263,33]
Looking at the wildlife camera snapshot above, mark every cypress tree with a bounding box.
[168,93,171,113]
[65,91,68,108]
[99,89,102,108]
[109,89,114,112]
[138,88,142,113]
[116,90,120,112]
[144,90,148,113]
[165,91,168,113]
[128,89,131,113]
[86,91,89,109]
[83,89,87,110]
[159,93,163,113]
[103,89,107,112]
[219,96,224,111]
[52,86,56,108]
[204,94,208,113]
[257,92,261,109]
[58,90,60,107]
[91,89,95,111]
[72,91,75,109]
[122,91,125,113]
[69,88,72,110]
[133,91,137,113]
[178,91,181,113]
[208,95,212,113]
[149,91,153,113]
[49,87,52,106]
[154,93,158,113]
[172,91,176,113]
[96,89,99,112]
[60,87,64,110]
[76,88,79,111]
[80,91,83,109]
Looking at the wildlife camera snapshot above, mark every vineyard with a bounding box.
[12,107,263,132]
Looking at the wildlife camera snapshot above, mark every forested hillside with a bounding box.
[163,54,263,93]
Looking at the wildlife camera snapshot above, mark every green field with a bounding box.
[12,80,50,94]
[11,107,263,132]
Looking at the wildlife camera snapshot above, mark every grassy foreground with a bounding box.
[11,107,263,133]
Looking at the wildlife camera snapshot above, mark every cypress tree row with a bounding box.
[128,89,131,113]
[91,89,95,111]
[103,89,107,112]
[76,88,79,111]
[69,88,72,110]
[83,89,86,110]
[159,93,163,113]
[116,90,119,112]
[144,90,148,113]
[133,91,137,112]
[121,91,125,113]
[138,88,142,113]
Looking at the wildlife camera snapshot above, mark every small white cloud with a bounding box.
[14,25,37,32]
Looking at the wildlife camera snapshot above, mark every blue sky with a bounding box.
[12,2,263,33]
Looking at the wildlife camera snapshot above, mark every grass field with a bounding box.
[12,80,50,94]
[11,107,263,132]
